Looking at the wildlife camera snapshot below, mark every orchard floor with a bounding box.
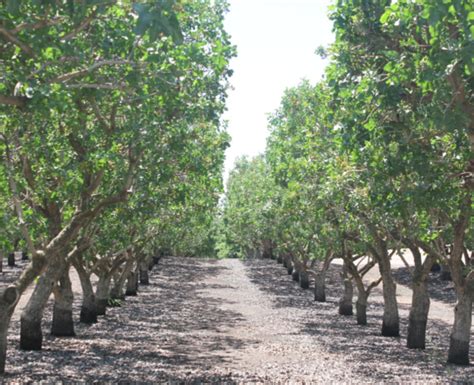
[2,257,474,384]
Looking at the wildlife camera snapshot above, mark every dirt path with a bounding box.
[2,257,473,383]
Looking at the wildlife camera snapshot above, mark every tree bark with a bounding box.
[313,252,333,302]
[51,268,75,336]
[403,243,433,350]
[299,271,309,289]
[20,260,63,350]
[139,260,149,285]
[0,287,18,374]
[356,290,368,325]
[379,259,400,337]
[110,256,134,301]
[7,253,15,267]
[338,263,353,315]
[95,275,112,315]
[126,269,139,296]
[447,292,473,365]
[314,272,326,302]
[440,262,452,281]
[286,256,293,275]
[74,262,97,324]
[407,279,430,349]
[292,269,299,282]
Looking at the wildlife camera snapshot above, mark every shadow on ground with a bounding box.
[244,258,474,383]
[3,258,247,383]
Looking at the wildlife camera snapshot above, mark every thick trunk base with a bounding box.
[381,321,400,337]
[287,266,293,275]
[299,272,309,289]
[126,287,138,296]
[407,319,427,349]
[7,254,15,267]
[80,306,98,324]
[440,264,452,281]
[277,256,283,264]
[356,302,367,325]
[314,278,326,302]
[96,299,108,316]
[126,271,139,296]
[447,337,470,365]
[338,301,353,316]
[20,319,42,350]
[139,269,149,285]
[292,270,299,282]
[51,308,75,336]
[0,334,5,374]
[431,262,441,272]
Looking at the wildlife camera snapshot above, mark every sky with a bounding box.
[222,0,334,179]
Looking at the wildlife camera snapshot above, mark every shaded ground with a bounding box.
[0,257,473,383]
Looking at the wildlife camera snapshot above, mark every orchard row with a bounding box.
[0,0,234,374]
[219,0,473,366]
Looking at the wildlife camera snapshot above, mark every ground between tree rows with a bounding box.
[2,257,473,383]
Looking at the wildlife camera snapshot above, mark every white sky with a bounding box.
[223,0,334,178]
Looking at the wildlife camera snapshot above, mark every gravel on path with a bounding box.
[0,257,473,384]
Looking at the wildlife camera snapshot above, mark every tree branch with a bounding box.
[0,26,36,57]
[61,11,97,41]
[50,60,135,83]
[3,137,37,256]
[0,94,27,107]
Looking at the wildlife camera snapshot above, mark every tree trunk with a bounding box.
[283,256,289,268]
[314,272,326,302]
[407,278,430,349]
[379,261,400,337]
[356,290,368,325]
[277,255,283,264]
[440,263,452,281]
[110,257,134,302]
[51,269,75,336]
[0,287,18,374]
[95,275,112,315]
[7,253,15,267]
[292,269,299,282]
[286,257,293,275]
[431,262,441,272]
[139,261,149,285]
[299,271,309,289]
[74,263,97,324]
[447,292,472,365]
[20,260,63,350]
[338,264,353,315]
[126,269,139,296]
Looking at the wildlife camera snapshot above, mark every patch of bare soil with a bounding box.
[1,257,473,384]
